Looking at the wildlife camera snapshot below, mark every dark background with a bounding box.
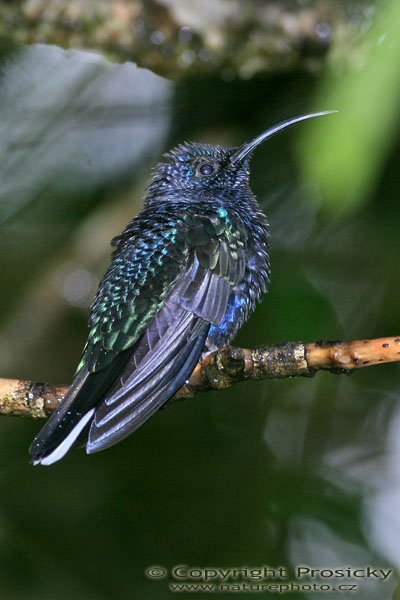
[0,3,399,599]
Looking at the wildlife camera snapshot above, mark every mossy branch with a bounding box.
[1,336,399,419]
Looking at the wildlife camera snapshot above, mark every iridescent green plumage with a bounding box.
[83,202,247,373]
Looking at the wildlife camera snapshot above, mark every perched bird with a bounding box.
[30,111,334,465]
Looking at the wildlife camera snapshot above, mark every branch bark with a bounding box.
[1,336,399,419]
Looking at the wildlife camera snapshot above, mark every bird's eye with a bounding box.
[198,163,215,176]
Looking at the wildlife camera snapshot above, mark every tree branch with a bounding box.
[1,336,399,419]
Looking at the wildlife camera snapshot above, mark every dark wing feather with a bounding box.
[29,205,247,463]
[87,231,243,453]
[87,208,247,453]
[87,295,209,452]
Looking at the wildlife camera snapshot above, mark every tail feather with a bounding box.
[31,409,95,466]
[28,350,131,465]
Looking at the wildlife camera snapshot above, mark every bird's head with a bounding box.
[145,111,336,204]
[146,142,248,200]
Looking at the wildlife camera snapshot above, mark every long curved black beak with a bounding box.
[230,110,337,164]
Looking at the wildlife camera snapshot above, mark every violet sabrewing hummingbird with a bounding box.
[30,111,334,465]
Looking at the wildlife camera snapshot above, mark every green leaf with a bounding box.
[299,0,400,215]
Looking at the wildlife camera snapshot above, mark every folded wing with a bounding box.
[29,206,247,463]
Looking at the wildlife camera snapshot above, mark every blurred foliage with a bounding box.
[0,45,171,324]
[0,0,377,77]
[0,1,400,599]
[300,0,400,214]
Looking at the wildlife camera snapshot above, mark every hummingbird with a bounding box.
[29,111,334,465]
